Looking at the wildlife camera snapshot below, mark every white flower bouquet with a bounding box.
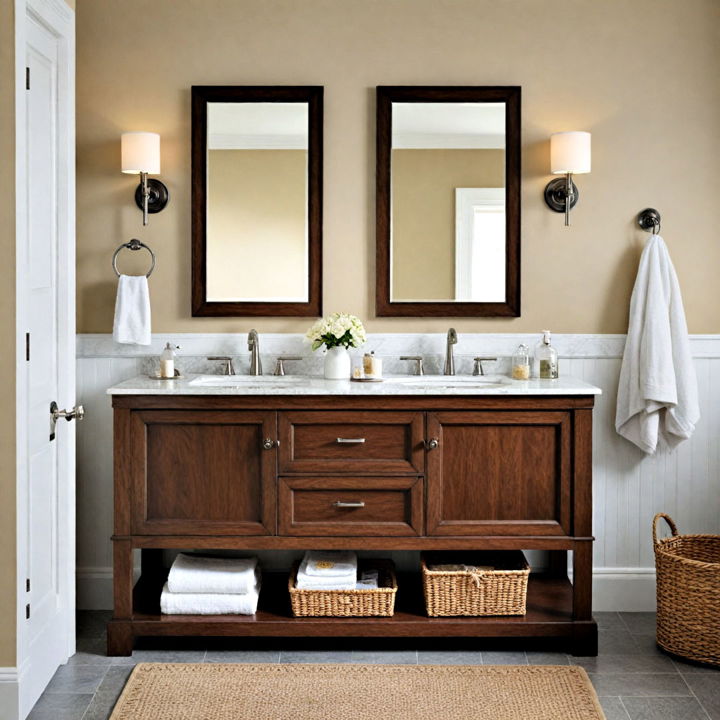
[306,312,366,351]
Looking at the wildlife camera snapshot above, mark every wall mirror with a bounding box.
[192,86,322,316]
[376,86,520,317]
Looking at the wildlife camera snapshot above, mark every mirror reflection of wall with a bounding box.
[390,102,506,303]
[206,103,309,302]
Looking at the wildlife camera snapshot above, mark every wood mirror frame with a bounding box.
[192,86,323,317]
[375,86,521,317]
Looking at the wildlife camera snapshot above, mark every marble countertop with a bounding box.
[107,374,602,396]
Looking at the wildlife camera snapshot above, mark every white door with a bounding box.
[17,2,76,716]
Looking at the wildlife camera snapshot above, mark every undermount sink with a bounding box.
[390,375,510,385]
[189,375,305,387]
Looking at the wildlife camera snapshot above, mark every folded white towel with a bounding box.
[295,556,356,590]
[615,234,700,454]
[303,550,358,577]
[167,554,258,595]
[356,570,379,590]
[113,274,151,346]
[160,577,260,616]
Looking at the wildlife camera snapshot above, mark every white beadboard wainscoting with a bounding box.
[75,333,720,611]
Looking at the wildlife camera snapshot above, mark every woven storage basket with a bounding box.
[422,552,529,617]
[653,513,720,667]
[289,560,397,617]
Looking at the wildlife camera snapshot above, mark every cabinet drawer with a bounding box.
[278,476,424,536]
[278,411,424,474]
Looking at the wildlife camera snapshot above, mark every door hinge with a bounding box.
[26,578,30,592]
[26,333,30,362]
[25,67,30,90]
[25,604,30,619]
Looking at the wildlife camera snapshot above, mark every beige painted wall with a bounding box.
[76,0,720,333]
[207,149,307,300]
[392,148,504,301]
[0,0,16,668]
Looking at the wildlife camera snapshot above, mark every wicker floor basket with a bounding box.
[289,560,397,617]
[422,552,530,617]
[654,513,720,667]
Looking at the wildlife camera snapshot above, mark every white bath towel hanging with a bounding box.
[615,234,699,454]
[113,274,151,345]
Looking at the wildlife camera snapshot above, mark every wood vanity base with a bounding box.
[109,393,598,657]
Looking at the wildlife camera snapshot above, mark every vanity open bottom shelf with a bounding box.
[108,569,597,656]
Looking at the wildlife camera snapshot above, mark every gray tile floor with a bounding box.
[29,611,720,720]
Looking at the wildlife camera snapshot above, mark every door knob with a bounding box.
[50,401,85,441]
[425,438,439,450]
[262,437,278,450]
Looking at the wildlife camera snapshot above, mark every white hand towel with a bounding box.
[167,554,258,595]
[113,274,151,346]
[303,550,358,577]
[160,577,260,616]
[295,556,356,590]
[615,234,700,454]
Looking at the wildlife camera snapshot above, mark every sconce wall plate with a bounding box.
[544,176,579,214]
[134,178,170,215]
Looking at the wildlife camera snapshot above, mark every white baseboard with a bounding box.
[77,565,657,612]
[0,668,19,720]
[76,566,114,610]
[591,567,656,612]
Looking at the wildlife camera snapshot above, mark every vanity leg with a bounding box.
[108,538,134,656]
[107,620,133,657]
[570,542,597,656]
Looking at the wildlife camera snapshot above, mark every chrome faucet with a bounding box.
[444,328,457,375]
[248,329,262,376]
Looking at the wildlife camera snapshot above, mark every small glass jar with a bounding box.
[511,344,531,380]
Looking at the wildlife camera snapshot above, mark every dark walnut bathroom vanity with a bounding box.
[107,376,600,656]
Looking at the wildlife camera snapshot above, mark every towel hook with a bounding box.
[112,238,156,278]
[638,208,661,235]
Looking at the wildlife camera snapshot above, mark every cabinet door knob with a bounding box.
[262,438,278,450]
[425,438,440,450]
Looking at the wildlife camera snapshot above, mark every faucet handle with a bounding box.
[274,356,302,376]
[207,356,236,376]
[400,356,424,376]
[473,357,497,376]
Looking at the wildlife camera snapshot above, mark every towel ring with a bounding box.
[638,208,661,235]
[112,238,156,278]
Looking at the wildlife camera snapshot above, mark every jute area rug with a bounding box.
[109,663,606,720]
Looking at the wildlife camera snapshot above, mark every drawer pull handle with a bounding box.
[333,501,366,508]
[336,437,366,444]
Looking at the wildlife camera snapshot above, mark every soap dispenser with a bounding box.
[536,330,559,379]
[511,344,531,380]
[160,343,180,378]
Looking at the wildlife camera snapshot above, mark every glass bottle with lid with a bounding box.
[536,330,559,379]
[511,344,531,380]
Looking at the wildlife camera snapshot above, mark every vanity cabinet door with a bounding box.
[426,411,572,536]
[129,410,277,535]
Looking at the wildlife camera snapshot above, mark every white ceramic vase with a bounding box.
[324,346,351,380]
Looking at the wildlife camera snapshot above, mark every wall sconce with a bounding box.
[543,131,591,226]
[121,131,169,226]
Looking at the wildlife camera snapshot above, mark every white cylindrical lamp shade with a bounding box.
[121,132,161,174]
[550,131,591,174]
